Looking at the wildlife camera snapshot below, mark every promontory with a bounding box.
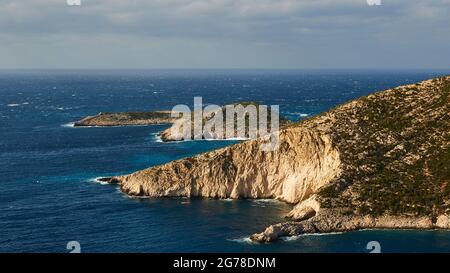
[101,76,450,242]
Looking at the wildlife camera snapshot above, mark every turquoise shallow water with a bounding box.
[1,69,450,253]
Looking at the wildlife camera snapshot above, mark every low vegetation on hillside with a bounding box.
[315,77,450,217]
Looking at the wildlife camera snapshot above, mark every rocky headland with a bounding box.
[101,76,450,242]
[159,101,291,141]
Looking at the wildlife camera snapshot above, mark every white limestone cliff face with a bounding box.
[436,215,450,228]
[111,127,341,204]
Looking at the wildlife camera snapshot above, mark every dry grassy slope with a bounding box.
[250,76,450,242]
[311,76,450,217]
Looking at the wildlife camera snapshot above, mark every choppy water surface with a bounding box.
[1,69,450,252]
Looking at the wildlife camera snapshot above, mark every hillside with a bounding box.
[103,76,450,242]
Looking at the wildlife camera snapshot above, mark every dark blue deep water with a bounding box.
[1,69,450,253]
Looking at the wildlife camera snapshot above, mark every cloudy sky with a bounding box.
[0,0,449,69]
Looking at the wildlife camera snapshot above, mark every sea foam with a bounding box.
[227,237,254,244]
[280,231,344,241]
[88,177,109,185]
[61,122,75,128]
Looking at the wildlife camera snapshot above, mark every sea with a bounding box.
[1,69,450,253]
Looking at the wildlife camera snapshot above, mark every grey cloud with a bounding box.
[0,0,449,68]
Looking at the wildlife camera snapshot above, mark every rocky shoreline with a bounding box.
[99,76,450,242]
[250,213,450,242]
[250,195,450,242]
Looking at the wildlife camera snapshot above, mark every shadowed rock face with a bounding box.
[114,127,341,204]
[105,75,450,242]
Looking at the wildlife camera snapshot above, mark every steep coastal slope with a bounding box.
[110,128,340,203]
[105,76,450,241]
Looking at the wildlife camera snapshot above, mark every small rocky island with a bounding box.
[74,102,291,142]
[159,101,291,141]
[100,76,450,242]
[74,111,178,127]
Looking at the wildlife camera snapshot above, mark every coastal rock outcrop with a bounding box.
[158,101,291,142]
[286,195,321,220]
[250,212,435,242]
[436,215,450,228]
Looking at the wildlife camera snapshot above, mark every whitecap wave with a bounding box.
[203,137,249,142]
[280,236,301,241]
[87,177,110,185]
[286,112,309,118]
[150,133,163,143]
[253,199,280,203]
[89,124,148,128]
[280,232,344,241]
[62,123,148,128]
[153,136,248,143]
[61,122,75,128]
[125,194,151,199]
[227,237,254,244]
[252,199,282,207]
[7,104,20,107]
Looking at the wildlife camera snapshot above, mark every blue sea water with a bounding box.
[1,69,450,253]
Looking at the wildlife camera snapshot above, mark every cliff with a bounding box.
[110,127,340,203]
[104,76,450,241]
